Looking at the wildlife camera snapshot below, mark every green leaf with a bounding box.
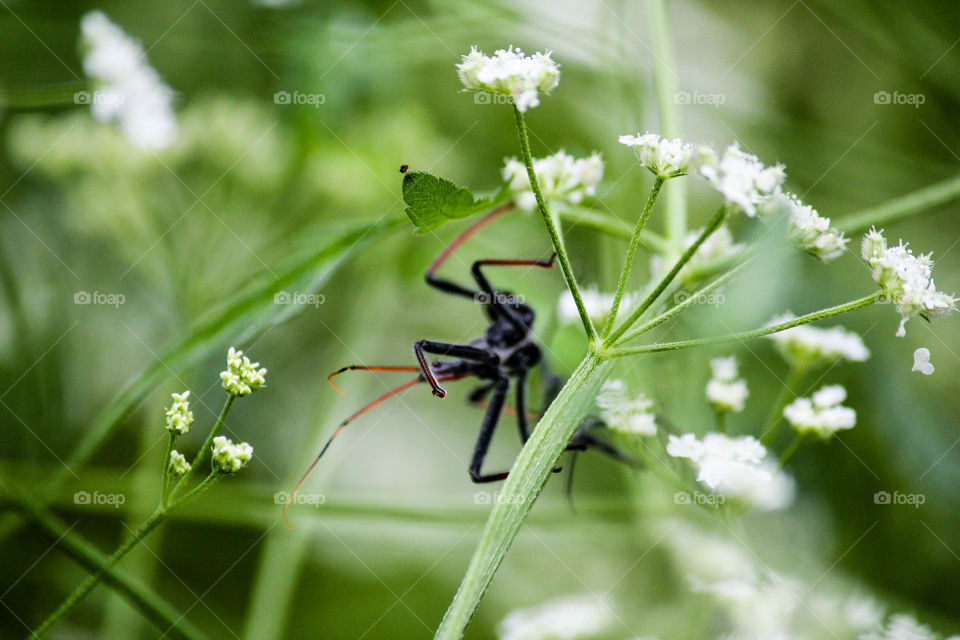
[402,170,509,233]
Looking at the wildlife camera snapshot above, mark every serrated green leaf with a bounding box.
[402,170,509,233]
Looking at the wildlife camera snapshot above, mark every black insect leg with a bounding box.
[470,374,511,483]
[424,206,512,299]
[470,256,555,329]
[514,367,531,444]
[414,340,499,398]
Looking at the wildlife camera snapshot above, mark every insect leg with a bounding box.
[414,340,499,399]
[469,373,512,483]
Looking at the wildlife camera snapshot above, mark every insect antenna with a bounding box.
[283,377,420,528]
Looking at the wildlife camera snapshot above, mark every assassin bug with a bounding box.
[283,173,625,527]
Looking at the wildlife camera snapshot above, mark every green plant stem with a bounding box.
[160,433,176,507]
[435,353,610,639]
[601,178,665,337]
[170,395,234,500]
[837,174,960,232]
[556,207,671,254]
[0,479,205,640]
[0,82,87,111]
[647,0,686,246]
[607,206,729,345]
[513,107,596,343]
[779,433,807,465]
[760,366,806,446]
[608,292,883,358]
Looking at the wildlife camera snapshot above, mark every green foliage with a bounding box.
[401,169,510,232]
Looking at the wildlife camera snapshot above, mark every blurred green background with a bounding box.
[1,0,959,638]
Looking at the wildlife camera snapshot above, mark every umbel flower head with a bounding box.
[596,379,657,436]
[767,313,869,368]
[168,450,190,476]
[220,347,267,396]
[861,227,957,337]
[860,613,943,640]
[783,384,856,439]
[777,193,849,261]
[618,132,696,179]
[502,150,603,212]
[80,11,178,149]
[164,391,194,435]
[456,46,560,112]
[211,436,253,474]
[706,356,748,414]
[697,142,785,217]
[667,432,794,510]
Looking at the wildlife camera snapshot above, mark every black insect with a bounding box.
[284,204,626,526]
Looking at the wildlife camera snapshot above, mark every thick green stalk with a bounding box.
[513,107,597,343]
[837,174,960,232]
[608,292,883,358]
[601,178,665,336]
[647,0,686,246]
[435,353,611,639]
[607,206,728,344]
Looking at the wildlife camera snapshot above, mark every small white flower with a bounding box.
[618,132,695,179]
[706,356,749,413]
[168,450,190,476]
[211,435,253,474]
[220,347,267,396]
[861,227,957,337]
[777,193,849,261]
[457,46,560,112]
[783,384,856,439]
[165,391,194,435]
[497,594,611,640]
[80,11,178,149]
[860,614,939,640]
[912,347,934,375]
[503,151,603,212]
[596,379,657,435]
[649,224,743,284]
[696,142,785,217]
[556,285,637,325]
[667,432,794,510]
[767,312,870,367]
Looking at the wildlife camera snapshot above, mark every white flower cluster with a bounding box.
[779,193,849,261]
[706,356,748,413]
[783,384,856,439]
[220,347,267,396]
[165,391,194,435]
[502,151,603,212]
[618,132,695,179]
[596,379,657,435]
[650,224,743,284]
[697,143,785,217]
[767,313,870,367]
[497,594,610,640]
[862,228,956,337]
[860,613,958,640]
[211,435,253,474]
[168,450,190,476]
[80,11,178,149]
[557,285,636,325]
[667,432,794,510]
[457,46,560,112]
